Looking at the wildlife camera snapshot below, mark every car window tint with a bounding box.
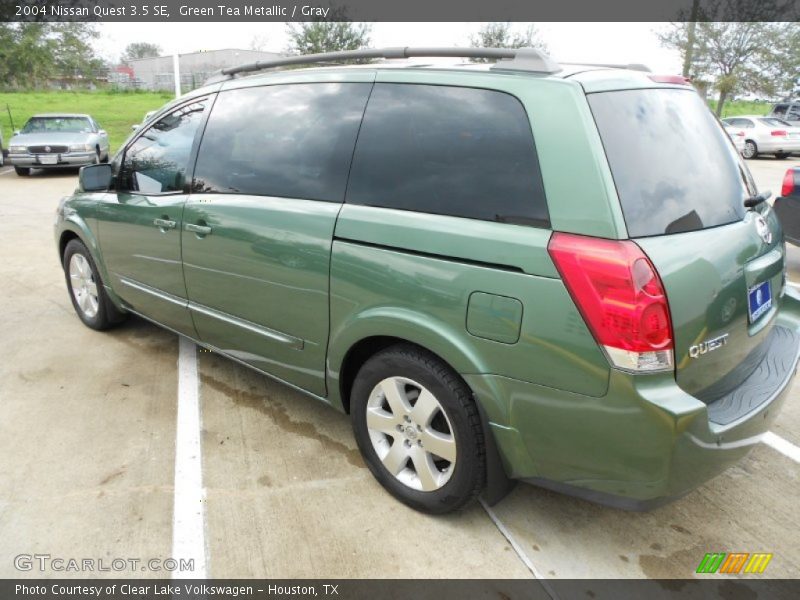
[119,100,207,194]
[346,83,549,227]
[772,104,788,116]
[589,88,747,237]
[193,83,372,202]
[788,106,800,120]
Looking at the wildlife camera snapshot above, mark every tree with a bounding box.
[285,21,371,56]
[659,21,786,115]
[0,23,104,88]
[121,42,162,63]
[468,22,548,62]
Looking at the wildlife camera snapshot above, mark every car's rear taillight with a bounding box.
[771,130,788,137]
[783,169,795,197]
[548,232,674,373]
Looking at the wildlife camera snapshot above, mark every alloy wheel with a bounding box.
[365,376,457,492]
[69,254,99,318]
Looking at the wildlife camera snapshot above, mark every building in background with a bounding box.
[128,49,283,91]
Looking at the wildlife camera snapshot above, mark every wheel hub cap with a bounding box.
[366,376,456,492]
[68,254,99,318]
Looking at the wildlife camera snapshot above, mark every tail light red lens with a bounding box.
[548,233,674,372]
[783,169,795,197]
[771,130,788,137]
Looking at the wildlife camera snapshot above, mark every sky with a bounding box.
[95,22,683,74]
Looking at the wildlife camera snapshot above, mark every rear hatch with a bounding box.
[588,87,787,406]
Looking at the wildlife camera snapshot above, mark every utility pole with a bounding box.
[682,0,701,78]
[173,54,181,98]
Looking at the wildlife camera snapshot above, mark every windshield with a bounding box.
[760,118,791,127]
[588,88,751,238]
[22,117,93,134]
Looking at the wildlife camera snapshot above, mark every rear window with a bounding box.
[346,83,549,227]
[589,89,749,237]
[760,118,791,127]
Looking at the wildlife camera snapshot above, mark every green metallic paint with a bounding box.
[181,195,340,396]
[96,190,196,336]
[466,292,523,344]
[326,234,612,407]
[52,64,800,508]
[637,206,785,398]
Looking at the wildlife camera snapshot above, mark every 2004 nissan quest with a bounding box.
[55,48,800,514]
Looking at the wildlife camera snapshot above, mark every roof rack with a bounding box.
[205,47,563,83]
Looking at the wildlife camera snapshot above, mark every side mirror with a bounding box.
[131,124,140,132]
[79,163,113,192]
[98,129,107,136]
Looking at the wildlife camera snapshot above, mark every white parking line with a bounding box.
[172,337,208,578]
[480,499,559,599]
[763,431,800,464]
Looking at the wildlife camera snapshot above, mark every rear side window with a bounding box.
[589,89,748,237]
[193,83,371,202]
[346,83,549,227]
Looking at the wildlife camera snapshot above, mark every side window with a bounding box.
[119,99,207,194]
[346,83,550,227]
[788,105,800,120]
[192,83,372,202]
[772,104,788,117]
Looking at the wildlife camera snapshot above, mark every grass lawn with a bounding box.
[709,99,774,119]
[0,90,174,153]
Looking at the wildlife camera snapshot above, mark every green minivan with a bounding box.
[55,48,800,514]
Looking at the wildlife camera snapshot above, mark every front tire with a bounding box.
[351,344,486,514]
[776,152,789,160]
[14,166,30,176]
[63,239,126,330]
[743,140,758,159]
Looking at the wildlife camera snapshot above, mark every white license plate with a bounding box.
[39,155,58,165]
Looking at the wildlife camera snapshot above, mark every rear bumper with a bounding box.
[755,139,800,153]
[9,152,96,168]
[465,287,800,509]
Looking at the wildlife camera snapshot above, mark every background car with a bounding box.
[770,100,800,126]
[773,166,800,244]
[722,122,746,154]
[721,115,800,159]
[7,113,110,176]
[131,110,158,132]
[0,128,4,167]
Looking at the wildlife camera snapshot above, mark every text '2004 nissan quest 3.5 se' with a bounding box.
[55,48,800,514]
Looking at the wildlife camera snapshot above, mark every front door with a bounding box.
[98,98,210,335]
[181,80,373,395]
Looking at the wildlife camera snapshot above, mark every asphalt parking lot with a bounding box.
[0,157,799,587]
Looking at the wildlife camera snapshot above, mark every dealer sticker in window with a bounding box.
[748,280,772,323]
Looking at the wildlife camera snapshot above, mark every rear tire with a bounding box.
[743,140,758,159]
[351,344,486,514]
[14,166,30,176]
[63,239,126,330]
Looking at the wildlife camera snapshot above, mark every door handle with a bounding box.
[153,218,176,230]
[186,223,212,236]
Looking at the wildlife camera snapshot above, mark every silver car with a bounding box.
[721,115,800,159]
[7,113,110,176]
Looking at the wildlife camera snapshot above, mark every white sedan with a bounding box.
[722,115,800,159]
[722,122,746,155]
